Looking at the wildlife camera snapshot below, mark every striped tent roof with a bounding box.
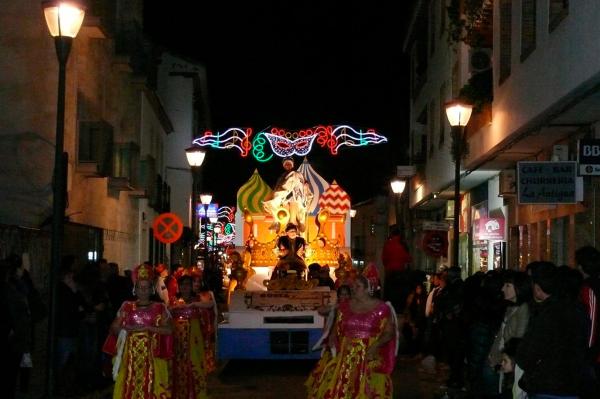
[237,169,273,214]
[297,158,330,215]
[318,180,351,215]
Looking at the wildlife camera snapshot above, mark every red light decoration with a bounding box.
[192,125,386,161]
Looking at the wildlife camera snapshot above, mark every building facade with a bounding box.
[0,1,209,276]
[404,0,600,274]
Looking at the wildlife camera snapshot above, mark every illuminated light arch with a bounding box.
[330,125,388,154]
[192,128,252,157]
[262,132,318,157]
[251,132,274,163]
[192,125,386,161]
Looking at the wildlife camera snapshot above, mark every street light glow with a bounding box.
[390,178,406,194]
[42,1,85,38]
[445,100,473,127]
[200,194,212,205]
[185,146,206,167]
[350,209,357,218]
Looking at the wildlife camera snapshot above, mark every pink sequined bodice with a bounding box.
[170,301,202,320]
[120,301,167,327]
[339,301,390,339]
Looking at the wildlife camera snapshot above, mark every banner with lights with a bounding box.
[191,125,387,162]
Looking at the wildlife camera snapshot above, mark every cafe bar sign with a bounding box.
[517,161,579,204]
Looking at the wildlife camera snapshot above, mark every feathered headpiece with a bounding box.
[132,263,155,284]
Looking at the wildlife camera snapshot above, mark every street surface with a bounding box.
[206,356,448,399]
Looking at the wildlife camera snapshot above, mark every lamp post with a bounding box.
[444,100,473,268]
[209,216,218,251]
[185,147,206,264]
[390,177,407,231]
[214,224,222,249]
[42,2,85,397]
[199,194,212,259]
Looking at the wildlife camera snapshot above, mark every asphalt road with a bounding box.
[206,356,448,399]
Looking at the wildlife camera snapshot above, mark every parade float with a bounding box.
[191,125,386,359]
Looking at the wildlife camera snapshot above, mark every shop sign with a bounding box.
[476,217,505,240]
[422,221,449,231]
[517,161,577,204]
[421,230,448,258]
[578,139,600,175]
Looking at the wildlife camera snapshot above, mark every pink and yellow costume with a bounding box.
[170,299,209,399]
[112,301,173,399]
[196,291,217,373]
[306,301,397,398]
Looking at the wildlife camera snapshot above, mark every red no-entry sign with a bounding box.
[152,213,183,244]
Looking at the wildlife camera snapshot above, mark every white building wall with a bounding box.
[469,1,600,164]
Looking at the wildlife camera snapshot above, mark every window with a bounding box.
[499,0,512,84]
[439,82,447,148]
[428,100,436,157]
[521,0,536,61]
[549,0,568,32]
[78,120,114,176]
[452,60,460,98]
[440,0,446,37]
[429,1,436,56]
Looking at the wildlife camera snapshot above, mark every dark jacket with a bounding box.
[516,296,589,396]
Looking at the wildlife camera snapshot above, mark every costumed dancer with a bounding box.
[306,284,352,393]
[104,263,173,399]
[306,275,398,399]
[190,267,218,373]
[169,275,215,399]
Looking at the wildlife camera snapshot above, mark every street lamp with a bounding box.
[390,177,406,231]
[214,224,222,249]
[199,194,212,257]
[445,99,473,268]
[185,146,206,264]
[42,1,85,397]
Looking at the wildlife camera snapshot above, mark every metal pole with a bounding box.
[452,126,463,268]
[191,167,198,264]
[46,36,72,399]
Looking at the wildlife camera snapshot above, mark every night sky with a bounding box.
[144,1,413,207]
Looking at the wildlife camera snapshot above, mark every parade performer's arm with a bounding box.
[366,308,395,361]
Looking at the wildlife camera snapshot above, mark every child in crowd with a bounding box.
[499,338,525,399]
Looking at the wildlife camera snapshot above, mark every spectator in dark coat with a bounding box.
[516,262,589,398]
[2,258,32,399]
[436,266,465,389]
[575,246,600,398]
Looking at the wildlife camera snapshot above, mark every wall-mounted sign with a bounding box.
[578,139,600,175]
[517,161,577,204]
[422,221,450,231]
[476,217,505,241]
[421,230,448,258]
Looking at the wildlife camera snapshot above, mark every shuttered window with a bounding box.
[549,0,568,32]
[499,0,512,84]
[439,82,447,148]
[521,0,536,61]
[428,99,436,157]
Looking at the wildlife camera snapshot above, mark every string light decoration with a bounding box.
[197,204,236,244]
[251,132,274,163]
[191,128,252,157]
[190,125,387,162]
